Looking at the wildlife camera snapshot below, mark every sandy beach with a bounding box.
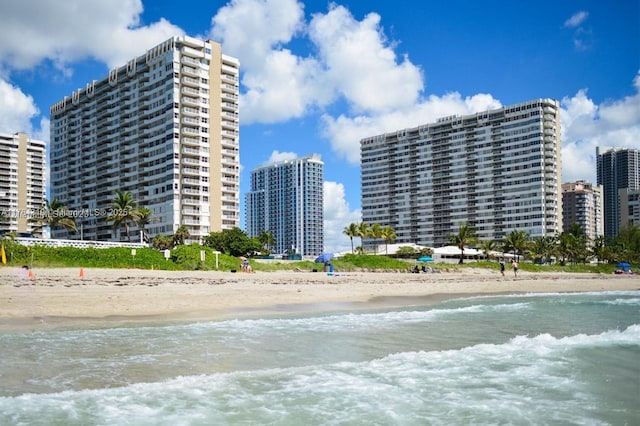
[1,266,638,329]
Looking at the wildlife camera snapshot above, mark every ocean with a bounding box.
[1,290,639,425]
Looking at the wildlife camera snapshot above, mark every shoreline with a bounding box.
[1,267,638,331]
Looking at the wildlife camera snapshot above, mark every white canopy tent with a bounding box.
[432,246,516,263]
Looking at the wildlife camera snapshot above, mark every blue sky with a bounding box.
[0,0,638,253]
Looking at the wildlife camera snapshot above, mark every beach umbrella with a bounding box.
[616,262,631,271]
[315,253,333,263]
[417,256,433,262]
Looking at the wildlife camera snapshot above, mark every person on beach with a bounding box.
[511,259,518,277]
[499,260,505,277]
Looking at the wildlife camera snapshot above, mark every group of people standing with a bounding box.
[500,259,518,277]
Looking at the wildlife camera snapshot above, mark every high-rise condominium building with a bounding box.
[245,154,324,257]
[596,147,640,237]
[620,189,640,229]
[50,36,239,242]
[0,132,46,236]
[561,180,603,243]
[361,99,562,248]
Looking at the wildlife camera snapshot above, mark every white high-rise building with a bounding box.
[50,36,239,242]
[360,99,562,248]
[246,154,324,257]
[0,132,46,237]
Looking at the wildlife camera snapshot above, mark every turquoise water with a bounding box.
[1,291,639,425]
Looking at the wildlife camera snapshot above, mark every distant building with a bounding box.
[561,180,603,243]
[246,154,324,257]
[620,188,640,229]
[49,36,240,242]
[596,147,640,237]
[0,132,46,237]
[360,99,562,248]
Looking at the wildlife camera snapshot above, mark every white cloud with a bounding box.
[210,0,305,70]
[0,79,39,134]
[562,11,592,51]
[240,50,330,123]
[323,181,361,254]
[564,11,589,28]
[321,92,502,163]
[308,4,423,114]
[560,71,640,183]
[0,0,184,71]
[212,1,423,123]
[267,150,298,163]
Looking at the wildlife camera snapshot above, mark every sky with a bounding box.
[0,0,638,253]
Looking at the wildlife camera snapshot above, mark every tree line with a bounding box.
[344,221,640,265]
[6,191,273,257]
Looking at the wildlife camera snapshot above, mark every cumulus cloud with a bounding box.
[0,79,39,134]
[0,0,183,71]
[322,92,502,163]
[210,0,305,70]
[323,181,361,253]
[560,71,640,183]
[211,1,423,123]
[308,4,423,114]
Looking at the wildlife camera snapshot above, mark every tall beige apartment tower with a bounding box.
[50,36,240,242]
[561,180,603,243]
[0,132,46,236]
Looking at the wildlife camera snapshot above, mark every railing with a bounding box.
[14,237,148,249]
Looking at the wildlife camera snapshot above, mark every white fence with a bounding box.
[14,237,149,249]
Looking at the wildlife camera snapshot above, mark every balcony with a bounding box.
[181,56,200,66]
[221,92,238,102]
[181,76,201,88]
[181,116,199,125]
[181,96,200,106]
[182,167,200,176]
[181,147,201,155]
[181,106,200,116]
[182,177,200,185]
[181,86,200,96]
[181,66,200,77]
[181,127,200,136]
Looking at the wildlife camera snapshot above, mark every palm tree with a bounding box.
[258,230,276,254]
[135,207,153,243]
[343,222,359,254]
[152,234,173,250]
[105,190,140,241]
[478,239,497,261]
[448,223,477,264]
[528,235,557,264]
[502,230,530,261]
[29,198,77,235]
[381,226,397,255]
[173,225,191,246]
[357,222,370,253]
[590,235,607,263]
[369,223,383,254]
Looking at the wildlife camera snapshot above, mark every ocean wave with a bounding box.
[3,324,638,425]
